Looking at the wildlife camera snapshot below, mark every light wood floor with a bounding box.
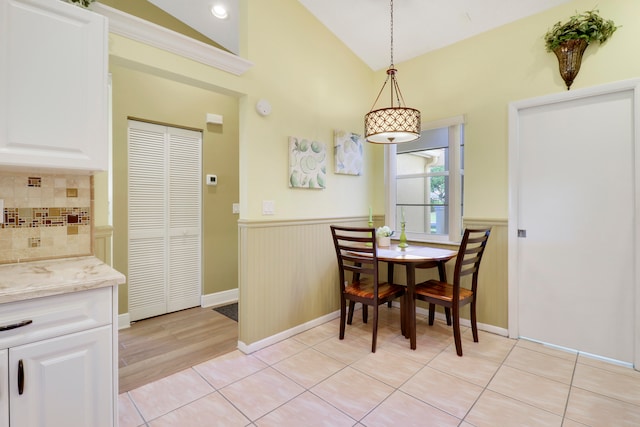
[118,306,238,394]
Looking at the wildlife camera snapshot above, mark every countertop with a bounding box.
[0,256,125,304]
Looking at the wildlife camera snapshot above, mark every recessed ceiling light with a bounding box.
[211,5,228,19]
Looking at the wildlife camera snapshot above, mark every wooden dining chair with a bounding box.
[414,228,491,356]
[330,225,405,352]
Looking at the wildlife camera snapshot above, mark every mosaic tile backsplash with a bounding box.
[0,173,92,263]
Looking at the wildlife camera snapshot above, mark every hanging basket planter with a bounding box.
[552,39,588,90]
[544,10,618,90]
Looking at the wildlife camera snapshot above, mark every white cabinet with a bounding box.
[0,287,116,427]
[9,327,112,427]
[0,0,108,173]
[0,349,7,427]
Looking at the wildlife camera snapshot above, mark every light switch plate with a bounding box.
[232,203,239,214]
[262,200,275,215]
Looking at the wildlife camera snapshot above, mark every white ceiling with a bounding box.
[149,0,572,70]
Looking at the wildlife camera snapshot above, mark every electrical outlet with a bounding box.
[232,203,239,214]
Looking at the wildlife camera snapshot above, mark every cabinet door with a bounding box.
[0,349,6,427]
[0,0,108,172]
[9,326,112,427]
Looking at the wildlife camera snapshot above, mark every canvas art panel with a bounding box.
[334,130,364,175]
[288,136,326,189]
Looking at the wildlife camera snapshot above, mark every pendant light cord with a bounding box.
[390,0,394,68]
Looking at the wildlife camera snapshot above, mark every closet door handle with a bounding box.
[18,360,24,395]
[0,319,32,332]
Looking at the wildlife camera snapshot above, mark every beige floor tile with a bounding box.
[310,366,395,420]
[128,368,214,421]
[292,321,337,346]
[577,354,639,377]
[504,346,575,384]
[428,346,502,387]
[465,390,563,427]
[273,348,346,388]
[572,363,640,406]
[565,387,640,426]
[562,419,588,427]
[460,330,517,363]
[516,339,578,362]
[253,338,309,365]
[377,333,445,365]
[488,365,570,415]
[313,334,372,364]
[400,366,483,419]
[362,390,460,427]
[117,393,145,427]
[148,392,250,427]
[219,367,305,421]
[351,347,424,388]
[255,391,355,427]
[193,350,268,389]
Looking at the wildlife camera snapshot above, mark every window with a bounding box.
[385,116,464,243]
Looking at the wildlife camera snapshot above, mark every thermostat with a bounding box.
[206,174,218,186]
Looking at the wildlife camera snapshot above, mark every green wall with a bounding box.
[99,0,640,332]
[110,64,239,313]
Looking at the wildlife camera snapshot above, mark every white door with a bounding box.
[9,327,112,427]
[128,120,202,321]
[509,81,639,365]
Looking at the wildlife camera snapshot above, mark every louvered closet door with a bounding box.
[128,120,202,321]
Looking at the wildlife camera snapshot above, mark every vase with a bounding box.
[377,236,391,247]
[553,39,588,90]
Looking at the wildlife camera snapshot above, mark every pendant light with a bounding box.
[364,0,420,144]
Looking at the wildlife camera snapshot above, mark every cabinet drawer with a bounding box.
[0,287,111,349]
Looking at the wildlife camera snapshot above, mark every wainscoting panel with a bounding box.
[94,225,113,266]
[238,218,363,347]
[464,218,508,329]
[237,217,508,348]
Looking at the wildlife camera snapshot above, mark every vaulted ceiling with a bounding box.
[148,0,573,70]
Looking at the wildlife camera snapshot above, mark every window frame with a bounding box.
[385,115,465,244]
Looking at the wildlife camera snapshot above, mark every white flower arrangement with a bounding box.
[376,226,394,238]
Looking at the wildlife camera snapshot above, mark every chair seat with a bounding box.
[346,280,405,300]
[415,280,473,302]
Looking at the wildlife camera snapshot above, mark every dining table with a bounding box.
[375,244,457,350]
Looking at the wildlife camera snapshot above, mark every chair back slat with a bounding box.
[453,228,491,293]
[330,225,379,292]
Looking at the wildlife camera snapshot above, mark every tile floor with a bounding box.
[118,307,640,426]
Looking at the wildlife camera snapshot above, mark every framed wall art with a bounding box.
[334,130,364,175]
[288,136,326,189]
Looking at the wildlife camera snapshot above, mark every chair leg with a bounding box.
[347,301,355,324]
[371,304,378,352]
[470,299,479,343]
[387,301,392,308]
[444,307,452,326]
[452,304,462,356]
[428,303,436,325]
[400,295,406,337]
[362,304,368,324]
[339,298,347,340]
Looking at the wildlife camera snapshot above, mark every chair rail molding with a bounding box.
[90,3,253,76]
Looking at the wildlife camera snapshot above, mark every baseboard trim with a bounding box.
[201,289,239,308]
[414,304,508,336]
[118,313,131,330]
[238,310,341,354]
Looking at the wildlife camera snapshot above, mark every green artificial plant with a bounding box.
[544,9,618,52]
